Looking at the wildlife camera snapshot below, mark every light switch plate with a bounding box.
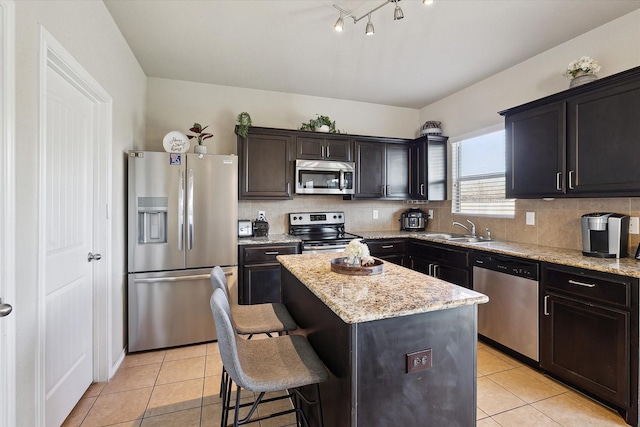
[630,217,639,234]
[526,212,535,225]
[373,209,379,219]
[428,209,434,219]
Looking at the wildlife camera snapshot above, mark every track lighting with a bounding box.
[365,14,374,35]
[334,13,344,31]
[333,0,432,35]
[394,0,404,20]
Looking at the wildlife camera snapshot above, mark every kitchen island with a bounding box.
[278,252,489,427]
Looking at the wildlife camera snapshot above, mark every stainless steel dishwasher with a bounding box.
[473,253,540,361]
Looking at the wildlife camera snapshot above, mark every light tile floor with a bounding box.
[63,340,629,427]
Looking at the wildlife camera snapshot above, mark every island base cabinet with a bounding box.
[282,268,478,427]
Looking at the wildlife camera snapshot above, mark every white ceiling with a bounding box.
[104,0,640,109]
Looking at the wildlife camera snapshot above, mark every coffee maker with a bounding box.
[581,212,629,258]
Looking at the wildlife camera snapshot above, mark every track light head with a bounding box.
[365,14,374,35]
[334,14,344,31]
[394,2,404,20]
[423,0,434,5]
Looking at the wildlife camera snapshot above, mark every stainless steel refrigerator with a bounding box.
[127,151,237,352]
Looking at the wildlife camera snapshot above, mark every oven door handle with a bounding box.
[305,245,346,251]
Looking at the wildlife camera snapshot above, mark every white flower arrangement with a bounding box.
[563,56,601,79]
[344,239,374,266]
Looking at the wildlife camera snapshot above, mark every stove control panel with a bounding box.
[289,211,345,226]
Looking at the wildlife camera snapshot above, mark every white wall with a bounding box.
[145,78,419,154]
[416,9,640,253]
[420,9,640,139]
[14,1,146,424]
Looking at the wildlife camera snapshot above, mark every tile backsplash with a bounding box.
[239,196,640,254]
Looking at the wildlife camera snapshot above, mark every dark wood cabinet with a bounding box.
[540,264,638,424]
[238,128,293,199]
[354,140,410,199]
[567,77,640,195]
[238,243,300,304]
[296,136,352,161]
[365,239,407,266]
[502,66,640,198]
[407,240,471,288]
[505,102,566,198]
[410,135,448,201]
[237,126,447,202]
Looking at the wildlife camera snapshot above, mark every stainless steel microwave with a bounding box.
[295,159,355,195]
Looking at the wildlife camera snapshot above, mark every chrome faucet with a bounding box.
[452,220,476,237]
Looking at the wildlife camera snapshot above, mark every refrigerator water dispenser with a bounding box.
[138,197,168,244]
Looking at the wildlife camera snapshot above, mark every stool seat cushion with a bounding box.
[231,303,297,335]
[236,334,329,393]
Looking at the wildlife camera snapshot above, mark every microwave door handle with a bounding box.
[187,168,194,250]
[339,170,344,191]
[178,169,184,251]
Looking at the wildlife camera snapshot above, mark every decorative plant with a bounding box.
[235,112,252,138]
[299,114,341,133]
[563,56,601,79]
[344,239,374,266]
[187,123,213,145]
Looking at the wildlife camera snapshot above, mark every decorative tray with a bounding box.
[330,257,384,276]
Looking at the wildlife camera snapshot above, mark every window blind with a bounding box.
[451,131,514,217]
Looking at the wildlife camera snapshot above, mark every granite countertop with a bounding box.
[359,230,640,278]
[237,233,302,245]
[238,230,640,278]
[277,252,488,324]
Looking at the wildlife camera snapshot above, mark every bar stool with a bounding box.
[210,266,297,339]
[210,266,298,401]
[210,288,328,427]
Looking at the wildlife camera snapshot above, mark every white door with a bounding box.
[0,2,16,427]
[43,63,95,427]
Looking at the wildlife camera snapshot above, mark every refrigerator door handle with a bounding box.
[178,169,185,251]
[133,274,211,283]
[187,168,194,250]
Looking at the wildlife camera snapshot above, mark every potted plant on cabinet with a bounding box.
[299,114,340,133]
[187,122,213,154]
[235,112,252,138]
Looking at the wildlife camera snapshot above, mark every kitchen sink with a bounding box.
[446,236,493,244]
[420,233,493,244]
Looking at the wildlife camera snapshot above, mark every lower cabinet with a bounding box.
[540,263,638,424]
[238,243,300,304]
[407,240,471,288]
[365,239,407,267]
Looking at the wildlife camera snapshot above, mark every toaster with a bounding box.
[238,219,253,237]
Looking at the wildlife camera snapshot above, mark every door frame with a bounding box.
[0,1,16,426]
[37,27,113,424]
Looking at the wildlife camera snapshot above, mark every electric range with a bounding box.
[288,211,361,253]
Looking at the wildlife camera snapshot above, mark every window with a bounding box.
[451,129,514,217]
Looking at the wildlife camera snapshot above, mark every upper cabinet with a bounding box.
[502,66,640,198]
[238,127,293,200]
[296,135,352,161]
[238,127,448,201]
[410,135,448,201]
[354,139,410,199]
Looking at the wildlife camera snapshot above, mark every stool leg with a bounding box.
[233,387,243,427]
[219,366,227,398]
[222,377,233,427]
[315,383,325,427]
